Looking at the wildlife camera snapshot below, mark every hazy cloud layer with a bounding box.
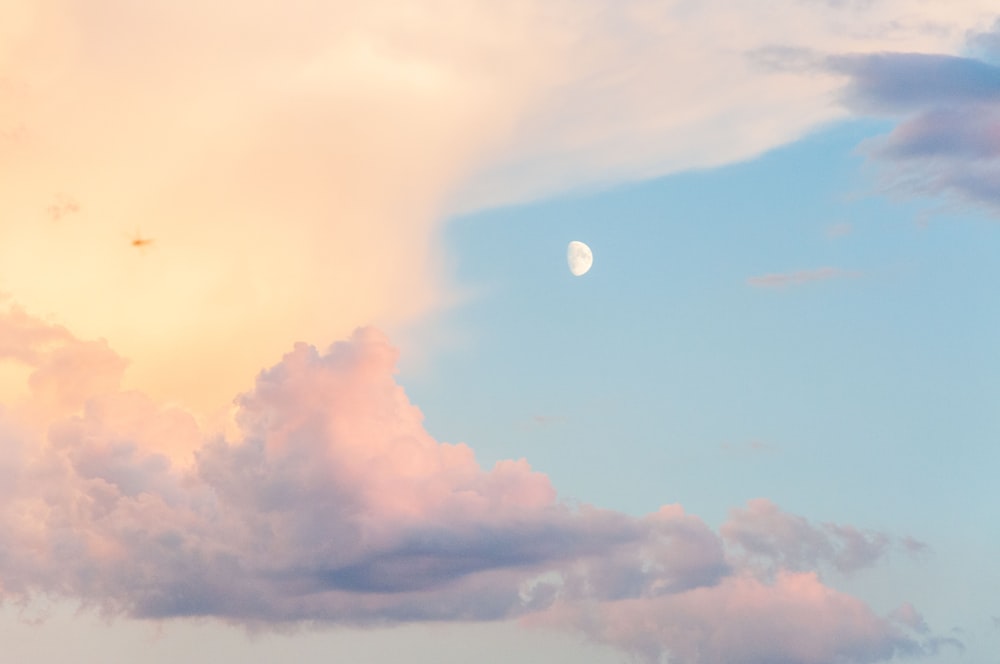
[831,20,1000,211]
[1,0,995,413]
[0,306,949,662]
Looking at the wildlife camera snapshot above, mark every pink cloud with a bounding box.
[45,194,79,221]
[532,572,921,664]
[0,307,948,661]
[721,498,920,575]
[747,266,861,288]
[0,305,78,365]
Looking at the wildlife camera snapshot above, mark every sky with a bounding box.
[1,2,999,663]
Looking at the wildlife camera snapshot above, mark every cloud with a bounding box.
[826,221,854,238]
[721,440,778,456]
[969,18,1000,62]
[831,52,1000,112]
[747,267,861,288]
[0,308,633,621]
[532,571,924,664]
[721,498,920,575]
[2,3,993,658]
[1,0,995,413]
[0,306,950,662]
[1,0,537,413]
[45,194,79,221]
[890,603,929,634]
[829,22,1000,212]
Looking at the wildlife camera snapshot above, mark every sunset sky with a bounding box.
[2,2,999,663]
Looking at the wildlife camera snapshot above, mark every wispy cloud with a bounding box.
[826,221,853,238]
[830,51,1000,112]
[0,306,949,662]
[721,498,921,575]
[720,440,778,456]
[747,266,861,288]
[829,21,1000,213]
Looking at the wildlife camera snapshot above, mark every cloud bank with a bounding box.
[0,305,946,663]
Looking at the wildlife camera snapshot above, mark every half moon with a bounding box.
[567,241,593,276]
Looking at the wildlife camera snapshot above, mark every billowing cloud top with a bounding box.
[0,305,950,663]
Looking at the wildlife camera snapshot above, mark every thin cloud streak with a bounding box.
[747,267,861,288]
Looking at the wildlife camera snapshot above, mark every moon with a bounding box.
[567,241,593,276]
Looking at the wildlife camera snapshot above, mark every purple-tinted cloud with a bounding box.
[871,107,1000,160]
[721,498,916,575]
[831,52,1000,112]
[890,603,929,634]
[0,305,950,662]
[829,23,1000,211]
[532,571,925,664]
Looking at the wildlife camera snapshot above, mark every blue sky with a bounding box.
[2,2,1000,663]
[397,120,1000,660]
[406,118,999,526]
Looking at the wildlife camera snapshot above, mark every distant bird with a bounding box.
[127,229,154,249]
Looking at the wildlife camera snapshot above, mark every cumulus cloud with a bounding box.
[747,267,861,288]
[831,52,1000,112]
[830,21,1000,212]
[0,306,952,662]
